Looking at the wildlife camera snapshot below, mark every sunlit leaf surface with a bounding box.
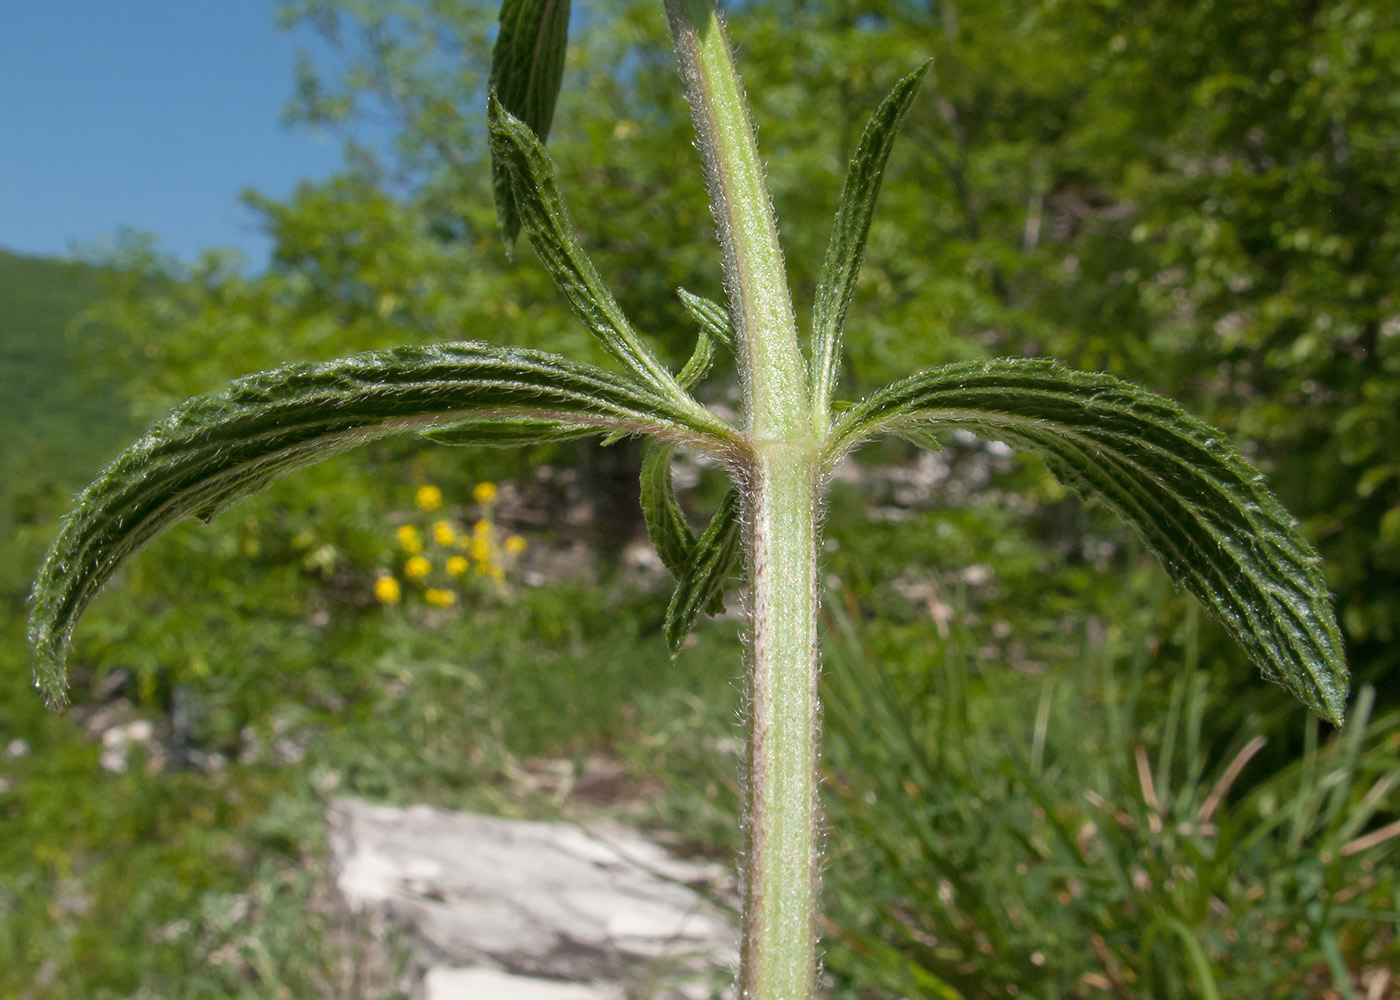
[489,0,571,242]
[29,342,734,702]
[829,359,1349,724]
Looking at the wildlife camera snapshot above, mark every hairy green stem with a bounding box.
[663,0,808,437]
[743,442,822,1000]
[664,1,824,996]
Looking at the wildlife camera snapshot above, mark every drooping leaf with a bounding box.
[488,97,688,403]
[665,487,742,653]
[890,426,944,452]
[29,342,737,704]
[826,358,1349,725]
[811,61,930,424]
[640,440,728,620]
[641,441,697,578]
[421,417,596,447]
[489,0,572,243]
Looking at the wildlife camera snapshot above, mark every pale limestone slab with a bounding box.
[326,798,736,1000]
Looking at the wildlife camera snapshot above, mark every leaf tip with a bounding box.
[663,621,686,659]
[26,614,71,712]
[1313,669,1349,728]
[486,89,506,126]
[487,92,523,249]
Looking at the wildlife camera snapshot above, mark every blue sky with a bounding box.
[1,1,352,267]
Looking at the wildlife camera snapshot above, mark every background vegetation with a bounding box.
[2,0,1398,996]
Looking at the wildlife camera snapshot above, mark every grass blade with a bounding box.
[827,358,1349,724]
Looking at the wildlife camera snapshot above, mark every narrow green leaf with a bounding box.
[641,441,696,578]
[639,441,726,617]
[677,287,736,351]
[890,426,944,452]
[811,62,930,426]
[664,487,742,653]
[675,331,717,391]
[488,97,687,402]
[489,0,572,243]
[29,342,736,705]
[421,417,596,447]
[672,287,735,391]
[601,291,729,447]
[827,359,1349,725]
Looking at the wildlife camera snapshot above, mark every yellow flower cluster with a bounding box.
[373,481,530,609]
[396,524,423,553]
[415,485,443,511]
[373,574,401,605]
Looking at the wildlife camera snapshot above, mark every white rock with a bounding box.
[326,798,736,1000]
[423,967,620,1000]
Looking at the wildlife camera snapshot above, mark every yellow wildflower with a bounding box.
[396,524,423,553]
[404,555,432,579]
[424,588,457,607]
[446,555,469,576]
[504,534,527,556]
[490,567,506,584]
[473,481,498,504]
[415,485,443,511]
[432,519,457,546]
[373,575,401,605]
[473,519,490,537]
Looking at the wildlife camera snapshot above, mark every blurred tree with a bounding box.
[1071,0,1400,684]
[749,0,1400,690]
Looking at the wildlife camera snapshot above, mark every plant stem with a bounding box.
[743,441,821,1000]
[664,1,823,997]
[663,0,808,438]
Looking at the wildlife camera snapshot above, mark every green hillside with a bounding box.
[0,249,138,602]
[0,248,128,483]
